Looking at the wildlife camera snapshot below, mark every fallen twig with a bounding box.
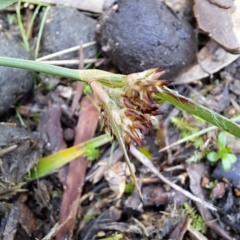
[39,58,103,66]
[130,144,217,211]
[36,41,96,61]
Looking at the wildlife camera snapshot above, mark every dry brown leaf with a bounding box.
[194,0,240,54]
[104,169,126,199]
[104,161,136,199]
[174,40,239,84]
[38,0,104,13]
[86,147,123,184]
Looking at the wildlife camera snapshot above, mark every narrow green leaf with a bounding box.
[29,134,112,180]
[34,5,50,59]
[156,87,240,139]
[27,4,41,39]
[0,0,17,9]
[16,0,30,51]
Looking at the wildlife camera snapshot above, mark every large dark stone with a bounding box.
[212,155,240,188]
[0,32,33,115]
[97,0,197,79]
[0,124,41,185]
[40,6,97,60]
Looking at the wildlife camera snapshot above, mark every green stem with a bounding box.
[17,0,30,51]
[0,56,125,86]
[0,56,82,80]
[34,5,50,59]
[27,4,41,39]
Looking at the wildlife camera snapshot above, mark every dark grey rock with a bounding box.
[0,124,41,185]
[212,155,240,188]
[97,0,197,79]
[0,32,33,115]
[225,57,240,80]
[40,6,97,60]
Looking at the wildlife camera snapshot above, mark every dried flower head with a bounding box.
[91,68,168,147]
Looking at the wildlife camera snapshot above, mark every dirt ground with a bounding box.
[1,0,240,240]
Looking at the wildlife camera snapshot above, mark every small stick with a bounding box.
[39,58,103,66]
[36,41,96,61]
[130,144,217,211]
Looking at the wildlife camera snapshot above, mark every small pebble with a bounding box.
[63,128,75,141]
[211,182,226,199]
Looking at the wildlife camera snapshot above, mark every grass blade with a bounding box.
[0,0,17,9]
[16,0,30,51]
[156,86,240,138]
[29,134,112,180]
[34,5,50,59]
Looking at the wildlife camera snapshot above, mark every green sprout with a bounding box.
[15,109,26,127]
[124,182,135,194]
[207,131,237,171]
[205,180,218,190]
[83,146,100,161]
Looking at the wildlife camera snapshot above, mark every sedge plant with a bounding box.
[2,0,240,194]
[1,57,240,195]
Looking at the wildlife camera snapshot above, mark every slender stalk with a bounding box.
[0,56,125,86]
[34,5,50,59]
[17,0,30,51]
[0,56,82,80]
[27,4,41,39]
